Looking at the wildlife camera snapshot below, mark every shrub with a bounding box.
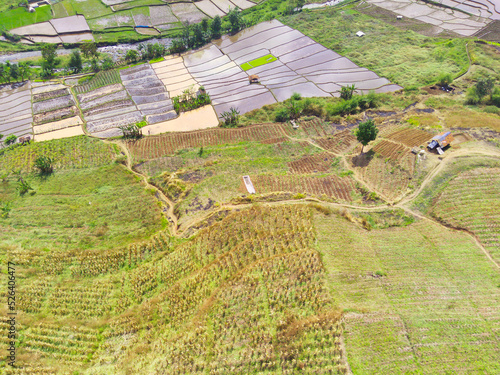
[4,134,17,146]
[437,72,453,87]
[17,177,32,196]
[340,84,356,100]
[221,107,240,128]
[34,156,54,175]
[465,87,480,105]
[119,124,142,139]
[274,107,289,122]
[291,92,301,101]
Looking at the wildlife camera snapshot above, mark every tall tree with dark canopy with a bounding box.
[354,119,378,154]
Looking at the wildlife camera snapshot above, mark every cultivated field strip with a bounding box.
[160,20,401,117]
[0,82,32,139]
[251,174,357,201]
[384,126,433,148]
[120,63,177,124]
[30,83,83,141]
[318,214,500,374]
[430,167,500,263]
[288,152,337,174]
[366,0,491,36]
[102,205,349,374]
[128,123,286,160]
[0,136,118,173]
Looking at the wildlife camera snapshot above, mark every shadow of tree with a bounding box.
[351,150,376,168]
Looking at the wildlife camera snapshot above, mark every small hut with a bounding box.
[248,74,260,84]
[428,131,454,154]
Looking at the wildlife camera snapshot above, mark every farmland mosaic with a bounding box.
[173,20,402,117]
[366,0,497,36]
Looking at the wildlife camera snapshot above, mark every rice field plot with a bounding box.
[384,126,433,148]
[372,139,413,168]
[168,20,401,118]
[119,63,177,125]
[48,280,114,318]
[20,323,102,371]
[252,173,357,201]
[314,130,358,154]
[128,122,285,161]
[0,82,32,140]
[352,154,413,201]
[280,117,331,138]
[30,83,83,139]
[316,214,500,374]
[429,167,500,263]
[74,70,122,94]
[365,0,490,37]
[288,151,337,174]
[0,136,118,173]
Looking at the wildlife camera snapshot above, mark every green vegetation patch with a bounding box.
[0,164,163,252]
[240,53,277,71]
[281,7,469,88]
[52,0,77,18]
[0,136,119,173]
[0,5,52,30]
[73,69,122,94]
[316,213,500,374]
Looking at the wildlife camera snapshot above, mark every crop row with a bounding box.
[372,140,411,163]
[0,136,118,173]
[74,70,122,94]
[385,127,432,148]
[353,155,411,201]
[288,152,336,174]
[252,174,356,201]
[430,167,500,262]
[128,123,286,160]
[314,130,357,154]
[281,118,331,138]
[150,249,347,374]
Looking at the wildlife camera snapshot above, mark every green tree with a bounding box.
[227,7,243,35]
[0,63,8,83]
[211,15,222,39]
[169,39,186,55]
[340,84,356,100]
[9,63,19,82]
[18,62,31,81]
[192,23,204,47]
[437,72,452,87]
[81,40,98,59]
[354,119,378,154]
[90,57,100,72]
[100,55,114,70]
[201,18,210,33]
[4,134,17,146]
[475,78,494,101]
[125,49,139,63]
[221,107,240,128]
[68,50,83,74]
[182,21,193,48]
[41,43,58,76]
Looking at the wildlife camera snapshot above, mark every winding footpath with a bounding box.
[109,134,500,270]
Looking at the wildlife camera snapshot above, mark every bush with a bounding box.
[291,92,301,101]
[340,84,356,100]
[437,72,453,87]
[172,88,211,114]
[274,107,289,122]
[221,107,240,128]
[34,156,53,175]
[465,87,480,105]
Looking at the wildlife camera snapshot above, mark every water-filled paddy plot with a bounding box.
[0,83,32,139]
[367,0,498,36]
[165,20,402,117]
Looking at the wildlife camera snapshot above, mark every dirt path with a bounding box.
[110,131,500,270]
[106,139,179,235]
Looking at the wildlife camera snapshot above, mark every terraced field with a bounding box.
[366,0,492,36]
[430,167,500,263]
[0,82,32,140]
[156,20,401,118]
[11,15,93,43]
[120,63,177,124]
[31,82,85,141]
[317,214,500,374]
